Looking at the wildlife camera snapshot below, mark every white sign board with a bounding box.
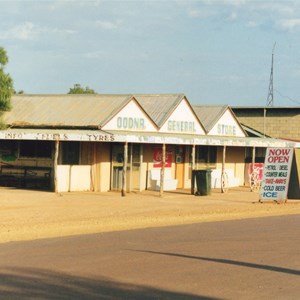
[209,109,246,137]
[159,99,205,135]
[260,147,294,202]
[102,100,157,132]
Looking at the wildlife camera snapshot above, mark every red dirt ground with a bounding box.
[1,187,299,244]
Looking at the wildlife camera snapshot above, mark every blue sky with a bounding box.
[1,0,300,106]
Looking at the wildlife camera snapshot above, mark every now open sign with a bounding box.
[260,148,294,202]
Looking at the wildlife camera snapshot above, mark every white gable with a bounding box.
[208,109,245,137]
[102,99,157,132]
[159,99,205,135]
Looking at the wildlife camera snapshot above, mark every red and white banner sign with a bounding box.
[153,147,173,168]
[260,147,294,201]
[249,163,264,181]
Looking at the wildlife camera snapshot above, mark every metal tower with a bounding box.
[266,42,276,106]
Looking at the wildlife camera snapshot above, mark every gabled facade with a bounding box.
[159,97,205,135]
[207,108,245,137]
[101,97,157,132]
[192,105,245,137]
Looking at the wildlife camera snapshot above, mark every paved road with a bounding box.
[0,215,299,299]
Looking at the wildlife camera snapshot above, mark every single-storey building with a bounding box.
[232,106,300,141]
[0,94,296,194]
[232,105,300,199]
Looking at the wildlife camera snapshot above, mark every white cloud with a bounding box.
[46,0,103,10]
[185,0,245,20]
[228,12,238,20]
[187,8,216,19]
[82,50,107,59]
[276,18,300,31]
[0,22,76,41]
[259,2,296,17]
[0,22,36,40]
[193,0,246,5]
[186,0,300,33]
[95,19,122,30]
[221,0,247,6]
[246,21,258,28]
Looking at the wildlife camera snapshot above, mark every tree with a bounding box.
[0,47,13,111]
[13,89,24,94]
[68,83,96,94]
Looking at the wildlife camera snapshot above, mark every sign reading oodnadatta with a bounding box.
[260,147,294,202]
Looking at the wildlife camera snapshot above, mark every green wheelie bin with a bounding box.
[192,169,212,196]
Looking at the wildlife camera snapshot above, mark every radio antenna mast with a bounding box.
[266,42,276,106]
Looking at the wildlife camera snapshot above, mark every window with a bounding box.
[196,146,217,164]
[112,144,124,165]
[245,147,266,163]
[19,141,52,158]
[0,140,18,160]
[62,142,80,165]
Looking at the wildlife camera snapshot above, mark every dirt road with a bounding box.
[1,187,299,244]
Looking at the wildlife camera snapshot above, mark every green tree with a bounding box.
[13,89,24,94]
[68,83,96,94]
[0,47,13,111]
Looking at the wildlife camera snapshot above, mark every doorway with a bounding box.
[175,145,185,189]
[111,143,141,191]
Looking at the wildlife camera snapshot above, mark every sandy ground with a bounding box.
[1,187,300,244]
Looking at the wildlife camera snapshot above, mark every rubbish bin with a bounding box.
[192,169,212,196]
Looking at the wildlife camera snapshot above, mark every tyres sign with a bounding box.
[260,148,294,202]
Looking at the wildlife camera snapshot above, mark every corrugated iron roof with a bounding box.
[4,94,133,128]
[4,94,186,129]
[241,124,271,138]
[134,94,185,127]
[192,105,228,133]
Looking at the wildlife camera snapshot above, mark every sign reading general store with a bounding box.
[167,120,196,133]
[208,109,245,137]
[160,99,205,135]
[217,124,236,136]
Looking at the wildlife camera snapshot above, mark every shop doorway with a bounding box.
[111,144,124,190]
[111,143,141,191]
[129,144,141,191]
[175,145,185,189]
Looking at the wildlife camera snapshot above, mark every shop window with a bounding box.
[0,140,18,161]
[112,144,124,164]
[245,147,266,163]
[19,141,52,158]
[62,142,80,165]
[130,144,141,170]
[196,146,217,164]
[209,147,217,163]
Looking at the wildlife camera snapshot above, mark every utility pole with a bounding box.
[266,42,276,106]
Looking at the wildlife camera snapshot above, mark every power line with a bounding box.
[274,89,300,105]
